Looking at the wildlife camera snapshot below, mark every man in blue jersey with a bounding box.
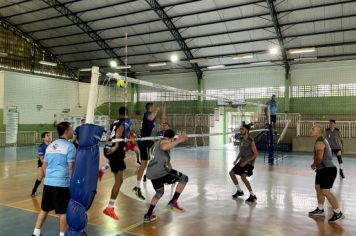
[31,131,52,197]
[133,102,160,200]
[32,122,76,236]
[102,107,132,221]
[266,94,278,131]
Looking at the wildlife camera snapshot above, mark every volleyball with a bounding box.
[116,79,127,88]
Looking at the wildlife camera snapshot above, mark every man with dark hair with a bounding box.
[229,124,258,203]
[308,124,344,223]
[143,129,189,223]
[133,102,160,200]
[266,94,278,131]
[102,106,132,221]
[32,122,76,236]
[31,132,52,197]
[325,120,345,178]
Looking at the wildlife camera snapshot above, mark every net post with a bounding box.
[86,66,100,124]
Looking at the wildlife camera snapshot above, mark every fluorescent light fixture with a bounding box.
[251,61,271,65]
[269,47,279,55]
[289,48,316,54]
[294,57,317,61]
[189,58,209,63]
[39,60,57,67]
[232,54,253,60]
[109,60,118,68]
[115,65,132,69]
[207,65,225,69]
[148,62,167,67]
[170,54,179,63]
[79,68,92,72]
[0,52,8,57]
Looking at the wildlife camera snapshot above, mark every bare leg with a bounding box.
[34,210,49,229]
[59,214,67,233]
[229,170,239,185]
[241,174,253,192]
[111,171,123,199]
[174,182,186,194]
[315,185,325,206]
[137,160,148,182]
[321,189,339,210]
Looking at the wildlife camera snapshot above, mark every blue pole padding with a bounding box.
[65,124,104,236]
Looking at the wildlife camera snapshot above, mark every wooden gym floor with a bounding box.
[0,144,355,236]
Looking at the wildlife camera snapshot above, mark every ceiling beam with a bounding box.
[144,0,203,80]
[266,0,289,71]
[0,18,77,79]
[40,0,129,73]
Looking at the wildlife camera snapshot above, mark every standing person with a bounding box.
[133,102,160,200]
[144,129,189,223]
[325,120,345,178]
[229,124,258,202]
[308,124,344,223]
[125,131,141,165]
[157,101,170,136]
[32,122,76,236]
[266,94,278,132]
[102,107,131,221]
[73,118,85,148]
[31,132,52,197]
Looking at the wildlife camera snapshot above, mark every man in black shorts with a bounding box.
[308,124,344,223]
[229,124,258,202]
[325,120,345,178]
[133,102,160,200]
[102,107,131,221]
[143,129,189,223]
[266,94,278,132]
[32,122,76,236]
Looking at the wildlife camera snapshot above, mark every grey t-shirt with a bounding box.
[146,141,171,180]
[238,136,255,166]
[314,136,335,170]
[325,128,341,149]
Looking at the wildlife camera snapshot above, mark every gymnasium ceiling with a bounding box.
[1,0,356,79]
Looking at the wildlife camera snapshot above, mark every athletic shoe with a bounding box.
[232,190,244,199]
[167,201,184,212]
[143,214,157,223]
[328,212,345,223]
[132,186,146,200]
[245,194,257,203]
[103,207,119,221]
[340,169,345,179]
[98,169,104,182]
[308,208,325,216]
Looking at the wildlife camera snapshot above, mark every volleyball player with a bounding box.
[308,124,344,223]
[31,132,51,197]
[102,107,131,220]
[229,124,258,203]
[143,129,189,223]
[325,120,345,178]
[133,102,160,200]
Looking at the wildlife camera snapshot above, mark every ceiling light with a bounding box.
[170,54,179,63]
[289,48,316,54]
[207,65,225,69]
[148,62,167,67]
[79,68,92,72]
[294,57,317,61]
[232,54,253,60]
[109,60,118,68]
[0,52,8,57]
[189,58,209,63]
[269,47,279,55]
[39,60,57,67]
[114,65,132,69]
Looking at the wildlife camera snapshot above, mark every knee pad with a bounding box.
[337,155,343,164]
[154,187,164,199]
[179,174,189,184]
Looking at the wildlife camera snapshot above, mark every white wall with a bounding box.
[137,72,198,91]
[204,66,285,89]
[3,71,125,124]
[291,60,356,85]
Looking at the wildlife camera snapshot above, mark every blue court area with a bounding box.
[0,144,355,236]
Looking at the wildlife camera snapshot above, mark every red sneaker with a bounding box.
[98,169,104,182]
[103,207,119,221]
[167,201,185,212]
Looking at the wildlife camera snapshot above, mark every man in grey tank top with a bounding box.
[229,124,258,203]
[143,129,189,223]
[325,120,345,178]
[309,124,344,223]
